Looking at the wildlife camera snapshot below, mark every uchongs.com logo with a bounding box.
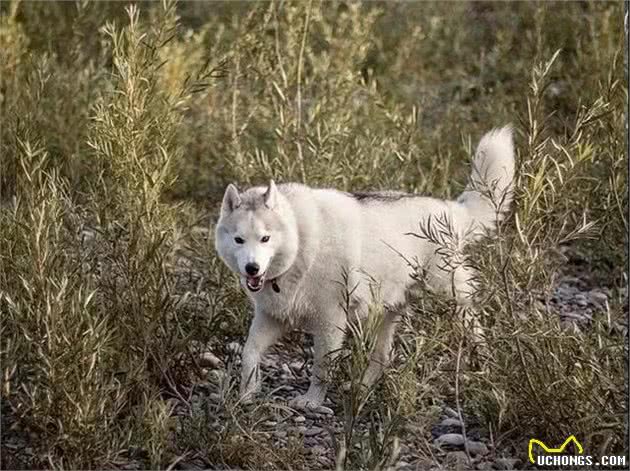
[528,435,627,468]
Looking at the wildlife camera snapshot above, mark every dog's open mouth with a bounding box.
[245,274,265,292]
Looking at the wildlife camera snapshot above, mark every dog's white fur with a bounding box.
[215,126,515,408]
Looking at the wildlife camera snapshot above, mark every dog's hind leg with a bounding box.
[361,311,400,389]
[290,321,345,409]
[240,310,285,400]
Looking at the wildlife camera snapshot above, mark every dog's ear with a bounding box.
[221,184,241,214]
[264,180,278,209]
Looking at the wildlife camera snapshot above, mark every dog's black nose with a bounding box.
[245,262,260,276]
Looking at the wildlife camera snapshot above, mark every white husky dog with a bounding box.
[215,127,515,409]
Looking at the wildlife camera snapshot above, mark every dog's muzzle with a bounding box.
[245,274,265,292]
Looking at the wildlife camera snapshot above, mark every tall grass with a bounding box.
[1,0,626,469]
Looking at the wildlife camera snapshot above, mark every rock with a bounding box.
[466,441,489,456]
[305,437,320,447]
[493,458,520,470]
[434,434,487,456]
[561,311,592,321]
[273,430,287,439]
[314,405,334,415]
[434,433,465,447]
[575,294,588,307]
[440,417,463,428]
[177,460,204,470]
[444,406,459,418]
[445,451,471,469]
[476,461,494,470]
[304,406,334,417]
[293,415,306,423]
[589,290,608,307]
[304,426,324,437]
[199,352,223,369]
[432,416,465,438]
[414,458,436,469]
[561,276,581,286]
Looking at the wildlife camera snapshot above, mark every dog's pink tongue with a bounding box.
[248,276,262,288]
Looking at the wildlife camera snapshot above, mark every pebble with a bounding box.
[293,415,306,423]
[589,290,608,307]
[494,458,520,469]
[434,434,488,456]
[575,293,587,307]
[435,433,465,447]
[313,405,334,415]
[178,460,203,470]
[304,426,324,437]
[445,451,471,470]
[440,417,463,428]
[199,352,223,368]
[466,441,489,456]
[476,461,494,470]
[562,311,592,321]
[444,406,459,418]
[304,437,320,447]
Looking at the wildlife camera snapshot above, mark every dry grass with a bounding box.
[0,0,626,469]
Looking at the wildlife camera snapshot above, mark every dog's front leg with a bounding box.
[290,323,345,409]
[240,310,284,400]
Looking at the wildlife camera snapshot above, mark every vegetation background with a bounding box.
[0,0,627,469]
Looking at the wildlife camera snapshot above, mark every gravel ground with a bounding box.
[2,243,626,470]
[170,242,627,471]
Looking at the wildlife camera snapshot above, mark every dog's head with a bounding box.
[215,181,298,293]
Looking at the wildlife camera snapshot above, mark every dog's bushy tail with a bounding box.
[457,126,515,234]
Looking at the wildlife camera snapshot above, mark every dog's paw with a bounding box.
[289,393,324,410]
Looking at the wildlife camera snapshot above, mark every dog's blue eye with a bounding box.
[234,237,244,244]
[261,235,270,243]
